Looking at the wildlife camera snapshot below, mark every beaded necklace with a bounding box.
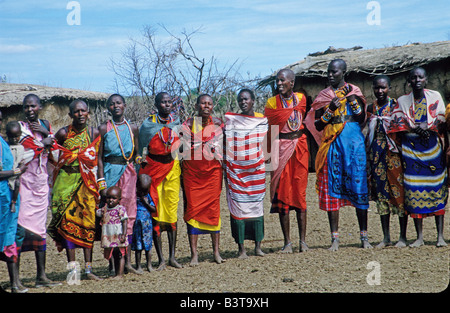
[156,113,175,152]
[156,113,173,124]
[111,119,134,164]
[375,97,392,116]
[280,93,301,131]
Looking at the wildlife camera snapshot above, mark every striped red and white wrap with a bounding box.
[224,113,268,219]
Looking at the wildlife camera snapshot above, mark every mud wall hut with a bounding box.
[258,41,450,171]
[0,83,110,132]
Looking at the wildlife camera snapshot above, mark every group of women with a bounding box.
[0,58,448,293]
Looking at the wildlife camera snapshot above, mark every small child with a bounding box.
[131,174,156,273]
[5,121,26,213]
[96,186,128,279]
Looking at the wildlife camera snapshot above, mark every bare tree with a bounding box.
[109,24,267,123]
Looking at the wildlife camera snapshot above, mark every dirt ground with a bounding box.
[1,173,449,296]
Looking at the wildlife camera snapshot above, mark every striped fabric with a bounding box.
[402,132,448,215]
[224,113,268,218]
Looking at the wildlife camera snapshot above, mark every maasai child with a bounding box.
[98,94,140,274]
[47,100,102,280]
[389,67,447,247]
[131,174,156,273]
[304,59,371,251]
[17,94,59,287]
[96,186,129,278]
[5,121,25,214]
[180,94,224,266]
[265,69,309,253]
[0,113,28,293]
[224,89,268,258]
[366,75,407,248]
[138,92,182,270]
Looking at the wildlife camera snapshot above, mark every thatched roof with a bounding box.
[0,83,110,108]
[258,41,450,87]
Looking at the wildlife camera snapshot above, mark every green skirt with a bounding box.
[230,215,264,244]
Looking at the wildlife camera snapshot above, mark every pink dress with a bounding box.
[96,205,128,259]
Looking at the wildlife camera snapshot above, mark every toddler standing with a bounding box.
[96,186,128,278]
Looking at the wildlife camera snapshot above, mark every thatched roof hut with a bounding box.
[258,40,450,171]
[259,40,450,104]
[0,83,110,131]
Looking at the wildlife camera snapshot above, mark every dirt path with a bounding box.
[1,174,449,295]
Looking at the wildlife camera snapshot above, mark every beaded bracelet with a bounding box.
[13,168,21,176]
[97,178,107,191]
[350,100,362,115]
[320,108,334,123]
[135,156,142,164]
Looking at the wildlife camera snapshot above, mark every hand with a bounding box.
[346,94,356,102]
[414,127,430,139]
[119,233,126,243]
[41,137,54,150]
[28,121,49,137]
[18,162,28,174]
[10,202,16,213]
[329,97,342,111]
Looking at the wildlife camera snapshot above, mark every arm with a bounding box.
[97,124,107,197]
[28,119,50,138]
[140,195,156,214]
[54,127,68,146]
[10,179,20,213]
[120,218,128,243]
[0,162,27,180]
[314,98,341,132]
[131,124,140,163]
[347,95,365,125]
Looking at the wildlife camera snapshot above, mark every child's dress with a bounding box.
[96,205,128,259]
[131,194,154,252]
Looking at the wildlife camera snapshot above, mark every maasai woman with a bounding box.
[17,94,59,287]
[139,92,182,269]
[98,94,140,273]
[388,67,447,247]
[304,59,371,251]
[180,94,224,266]
[366,75,407,248]
[264,69,309,253]
[0,111,28,293]
[224,89,268,258]
[48,100,102,280]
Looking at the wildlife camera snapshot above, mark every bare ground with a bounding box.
[1,173,449,295]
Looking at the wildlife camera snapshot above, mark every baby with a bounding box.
[5,121,26,213]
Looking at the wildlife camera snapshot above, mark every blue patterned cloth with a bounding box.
[131,194,154,251]
[0,137,20,253]
[327,102,369,209]
[402,132,448,214]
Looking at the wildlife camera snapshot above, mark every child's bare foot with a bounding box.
[214,252,225,264]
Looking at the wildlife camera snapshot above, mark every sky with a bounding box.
[0,0,449,94]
